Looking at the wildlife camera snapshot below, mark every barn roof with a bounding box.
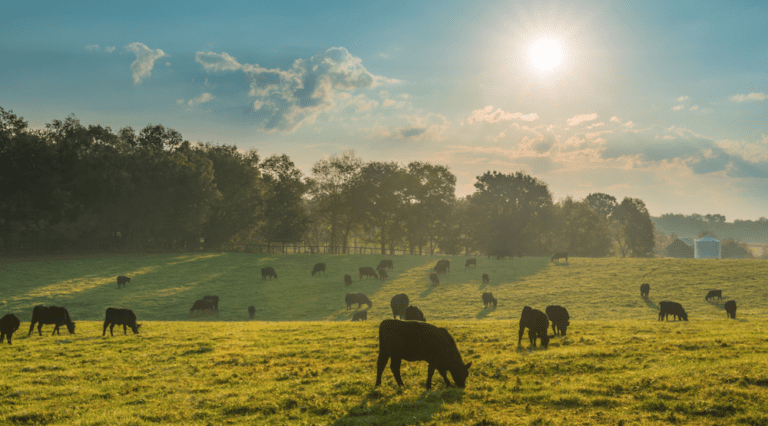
[666,239,694,258]
[695,236,720,243]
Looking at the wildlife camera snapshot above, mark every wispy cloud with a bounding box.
[125,42,167,84]
[465,106,538,124]
[187,92,214,106]
[672,105,684,111]
[86,45,116,53]
[730,92,767,102]
[567,113,598,126]
[676,95,689,102]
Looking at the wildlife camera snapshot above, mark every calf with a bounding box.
[640,283,650,300]
[0,314,20,345]
[103,308,141,336]
[352,311,368,322]
[434,260,450,274]
[658,301,688,321]
[375,319,472,390]
[378,268,389,280]
[550,252,568,263]
[481,292,497,309]
[344,274,353,286]
[545,305,570,336]
[345,293,372,310]
[377,259,394,270]
[261,267,277,280]
[312,263,326,276]
[465,258,476,268]
[359,266,378,280]
[705,290,722,302]
[203,295,219,313]
[117,275,131,289]
[405,306,426,322]
[517,306,549,348]
[429,272,440,287]
[28,305,76,336]
[482,273,489,284]
[190,299,217,316]
[390,293,409,319]
[248,305,255,320]
[724,300,737,319]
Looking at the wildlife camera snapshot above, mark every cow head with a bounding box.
[540,334,550,348]
[452,362,472,388]
[131,324,142,334]
[66,322,76,335]
[366,301,373,308]
[681,312,688,321]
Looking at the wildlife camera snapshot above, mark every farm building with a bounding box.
[666,238,694,258]
[695,236,721,259]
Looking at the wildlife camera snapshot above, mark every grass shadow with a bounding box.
[332,386,462,426]
[419,286,437,298]
[645,299,658,310]
[475,308,494,319]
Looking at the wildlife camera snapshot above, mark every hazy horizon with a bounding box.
[2,0,766,220]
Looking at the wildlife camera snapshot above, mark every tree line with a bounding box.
[0,107,654,257]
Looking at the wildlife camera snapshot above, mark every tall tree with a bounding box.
[555,197,612,257]
[258,154,310,250]
[584,192,618,221]
[403,161,456,255]
[612,197,655,257]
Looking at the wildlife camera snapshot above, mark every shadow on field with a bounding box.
[645,300,658,310]
[476,307,494,319]
[418,286,436,298]
[332,387,463,425]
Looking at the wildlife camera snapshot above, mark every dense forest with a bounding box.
[4,106,761,258]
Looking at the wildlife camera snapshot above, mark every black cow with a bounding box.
[0,314,20,345]
[482,273,489,284]
[465,258,476,268]
[28,305,76,336]
[203,295,219,313]
[344,274,353,286]
[117,275,131,288]
[261,267,277,280]
[359,266,378,280]
[705,290,722,302]
[429,272,440,287]
[377,259,394,270]
[248,305,255,320]
[312,263,326,276]
[517,306,549,348]
[190,299,217,316]
[658,301,688,321]
[378,268,389,280]
[545,305,570,336]
[434,260,450,274]
[345,293,372,310]
[550,252,568,263]
[352,311,368,322]
[640,283,650,300]
[481,292,497,309]
[390,293,409,319]
[103,308,141,336]
[405,306,426,322]
[724,300,737,319]
[375,319,472,390]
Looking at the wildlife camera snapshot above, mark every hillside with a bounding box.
[2,253,766,323]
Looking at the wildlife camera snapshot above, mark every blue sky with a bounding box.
[2,0,767,221]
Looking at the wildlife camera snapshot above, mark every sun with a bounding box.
[529,38,563,71]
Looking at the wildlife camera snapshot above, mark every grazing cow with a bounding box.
[405,306,426,322]
[203,295,219,313]
[359,266,378,280]
[261,267,277,280]
[248,305,255,320]
[344,274,353,286]
[482,273,489,284]
[28,305,76,336]
[378,268,389,280]
[345,293,372,310]
[517,306,549,348]
[550,252,569,263]
[429,272,440,287]
[724,300,737,319]
[434,260,450,274]
[102,308,141,336]
[0,314,20,345]
[375,319,472,390]
[705,290,722,302]
[390,293,409,319]
[352,311,368,322]
[640,283,650,300]
[482,292,497,309]
[377,260,394,270]
[545,305,570,337]
[311,263,326,276]
[658,301,688,321]
[465,258,476,268]
[189,299,217,316]
[117,275,131,288]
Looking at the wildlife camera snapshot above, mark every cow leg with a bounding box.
[123,324,128,335]
[5,333,10,345]
[110,324,115,336]
[426,364,435,390]
[375,352,389,386]
[389,358,404,387]
[436,367,452,388]
[0,333,4,343]
[529,330,536,347]
[38,323,44,336]
[518,325,526,346]
[103,321,109,336]
[53,324,59,336]
[28,322,36,336]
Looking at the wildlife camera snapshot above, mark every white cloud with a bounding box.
[466,106,538,124]
[567,113,598,126]
[672,105,684,111]
[86,44,99,50]
[676,95,689,102]
[187,92,214,106]
[125,42,167,84]
[105,46,116,53]
[730,92,767,102]
[689,105,699,111]
[176,99,185,105]
[397,112,451,141]
[383,99,396,107]
[195,51,242,72]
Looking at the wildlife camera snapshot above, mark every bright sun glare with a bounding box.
[529,38,563,71]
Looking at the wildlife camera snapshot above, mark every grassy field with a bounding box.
[1,254,767,425]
